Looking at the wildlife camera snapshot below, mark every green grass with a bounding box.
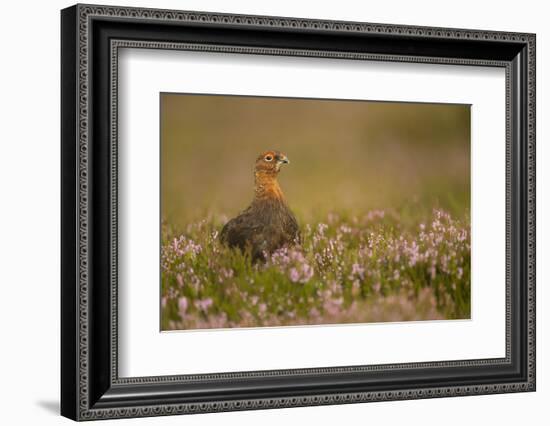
[161,207,470,330]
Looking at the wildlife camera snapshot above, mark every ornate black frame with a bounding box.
[61,3,536,421]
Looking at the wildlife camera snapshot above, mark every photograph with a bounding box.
[58,3,536,421]
[160,93,471,331]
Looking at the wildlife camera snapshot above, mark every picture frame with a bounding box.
[60,3,536,421]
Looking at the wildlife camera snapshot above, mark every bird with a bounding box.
[220,150,300,261]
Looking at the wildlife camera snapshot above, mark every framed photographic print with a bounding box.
[61,3,536,421]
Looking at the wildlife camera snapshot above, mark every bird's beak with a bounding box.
[278,155,290,165]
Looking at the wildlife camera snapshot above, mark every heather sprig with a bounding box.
[161,208,470,330]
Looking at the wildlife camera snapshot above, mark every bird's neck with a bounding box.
[254,172,285,202]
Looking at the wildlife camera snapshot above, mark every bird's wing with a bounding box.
[220,210,264,249]
[282,205,301,244]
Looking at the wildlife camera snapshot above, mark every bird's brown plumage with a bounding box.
[220,150,300,261]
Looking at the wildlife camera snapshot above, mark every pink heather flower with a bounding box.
[258,303,267,314]
[323,298,343,316]
[220,268,234,279]
[366,209,385,221]
[161,297,167,309]
[301,264,314,282]
[339,224,352,234]
[172,236,202,257]
[317,223,328,235]
[176,274,184,288]
[195,298,213,312]
[351,263,365,279]
[178,297,188,315]
[309,307,320,319]
[289,268,300,283]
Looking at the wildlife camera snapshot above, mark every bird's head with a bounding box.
[254,150,290,177]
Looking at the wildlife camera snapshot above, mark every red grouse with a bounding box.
[220,150,300,261]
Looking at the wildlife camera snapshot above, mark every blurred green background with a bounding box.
[161,94,470,229]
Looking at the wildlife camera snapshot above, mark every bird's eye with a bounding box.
[264,155,273,162]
